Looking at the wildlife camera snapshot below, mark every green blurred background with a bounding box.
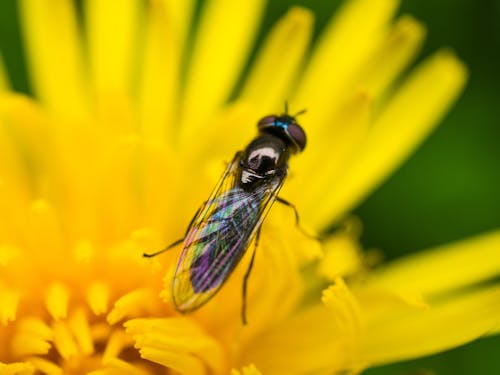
[1,0,499,374]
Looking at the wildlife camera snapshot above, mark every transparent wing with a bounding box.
[172,152,285,312]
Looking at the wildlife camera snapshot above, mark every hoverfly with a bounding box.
[144,106,307,324]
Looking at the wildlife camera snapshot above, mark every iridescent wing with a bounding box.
[172,152,285,312]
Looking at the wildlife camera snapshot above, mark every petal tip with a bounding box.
[286,6,314,26]
[434,49,469,85]
[396,14,426,41]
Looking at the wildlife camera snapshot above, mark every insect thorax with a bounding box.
[239,134,289,189]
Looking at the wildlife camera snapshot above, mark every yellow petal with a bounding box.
[294,0,398,130]
[323,279,363,349]
[18,317,53,341]
[102,330,132,364]
[45,282,69,320]
[242,281,364,374]
[318,232,364,280]
[127,318,226,374]
[103,357,150,375]
[73,239,94,263]
[313,50,468,227]
[19,0,88,118]
[52,321,78,360]
[0,287,19,325]
[0,99,33,242]
[160,0,194,46]
[355,15,426,98]
[94,136,141,241]
[26,357,62,375]
[137,143,182,234]
[139,0,196,140]
[0,362,35,375]
[27,200,64,260]
[12,334,51,357]
[90,322,112,344]
[291,91,371,221]
[87,281,110,315]
[296,17,424,217]
[182,102,255,166]
[107,289,158,325]
[240,7,313,112]
[138,1,182,144]
[231,364,263,375]
[0,244,20,266]
[365,230,500,298]
[86,370,107,375]
[179,0,266,145]
[85,0,141,99]
[12,318,54,356]
[139,347,206,375]
[0,94,55,196]
[360,284,500,365]
[68,308,94,355]
[13,318,53,357]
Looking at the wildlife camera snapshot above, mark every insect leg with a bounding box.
[142,206,204,258]
[276,196,322,241]
[142,238,184,258]
[241,226,260,325]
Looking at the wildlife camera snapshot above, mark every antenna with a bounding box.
[293,109,307,117]
[283,101,307,117]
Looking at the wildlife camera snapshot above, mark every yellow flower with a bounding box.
[0,0,498,374]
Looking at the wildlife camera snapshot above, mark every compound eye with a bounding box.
[257,115,277,130]
[287,123,307,151]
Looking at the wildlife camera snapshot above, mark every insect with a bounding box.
[144,106,307,324]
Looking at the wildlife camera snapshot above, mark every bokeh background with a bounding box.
[1,0,499,374]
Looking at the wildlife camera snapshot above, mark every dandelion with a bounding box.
[0,0,499,374]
